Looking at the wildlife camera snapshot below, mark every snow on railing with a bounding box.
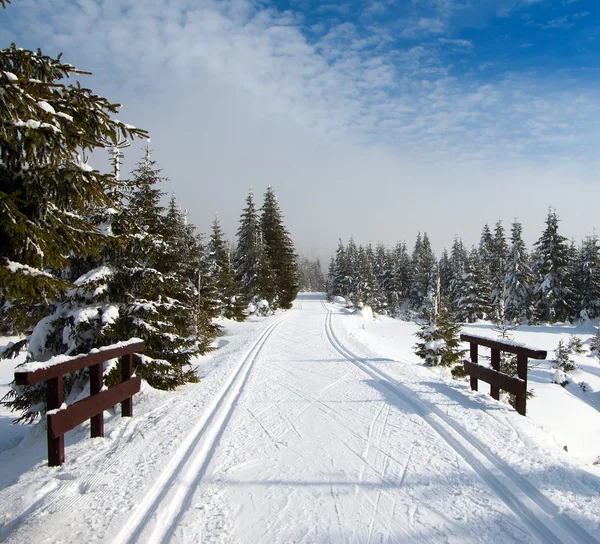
[460,334,547,416]
[14,340,145,467]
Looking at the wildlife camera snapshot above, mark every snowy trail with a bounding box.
[162,294,598,543]
[114,314,289,544]
[322,303,598,544]
[0,294,598,543]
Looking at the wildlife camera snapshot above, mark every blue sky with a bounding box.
[2,0,599,257]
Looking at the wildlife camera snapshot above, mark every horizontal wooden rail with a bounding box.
[15,341,145,385]
[460,334,547,416]
[463,361,525,396]
[14,340,144,466]
[48,377,142,439]
[460,334,546,360]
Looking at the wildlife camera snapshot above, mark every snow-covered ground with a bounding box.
[0,294,599,543]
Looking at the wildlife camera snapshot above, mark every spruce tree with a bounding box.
[575,235,600,320]
[532,209,573,323]
[504,219,532,323]
[206,215,245,320]
[0,43,146,335]
[235,190,261,306]
[259,187,299,309]
[457,248,490,322]
[414,271,465,368]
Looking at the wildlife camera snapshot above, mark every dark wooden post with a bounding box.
[490,349,500,400]
[90,363,104,438]
[47,376,65,467]
[516,353,528,416]
[469,342,478,392]
[121,353,133,417]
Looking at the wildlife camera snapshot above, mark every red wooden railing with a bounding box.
[460,334,546,416]
[14,340,145,466]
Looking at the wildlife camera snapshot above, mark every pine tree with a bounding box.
[414,270,465,368]
[457,248,490,322]
[574,235,600,320]
[206,216,244,320]
[448,237,468,317]
[235,190,261,306]
[504,219,532,323]
[532,209,573,323]
[489,220,508,320]
[0,43,146,336]
[259,187,299,309]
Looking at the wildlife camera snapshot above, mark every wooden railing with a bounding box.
[14,340,145,466]
[460,334,546,416]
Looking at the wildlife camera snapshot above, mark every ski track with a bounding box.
[112,314,288,544]
[322,302,599,544]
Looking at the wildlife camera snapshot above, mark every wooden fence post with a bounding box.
[90,363,104,438]
[121,353,134,417]
[47,376,64,467]
[490,349,500,400]
[516,353,528,416]
[469,342,478,392]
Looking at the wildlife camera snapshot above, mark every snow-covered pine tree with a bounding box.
[448,237,468,317]
[489,220,508,321]
[389,242,412,316]
[206,215,245,320]
[259,187,299,309]
[457,247,490,322]
[235,190,261,307]
[103,154,206,389]
[573,235,600,320]
[532,209,574,323]
[478,223,495,312]
[414,269,465,369]
[298,257,326,292]
[409,232,437,313]
[0,44,146,338]
[504,219,532,323]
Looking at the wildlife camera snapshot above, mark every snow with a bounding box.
[73,265,114,286]
[3,71,18,82]
[5,260,54,279]
[17,338,144,374]
[0,295,599,543]
[36,101,55,114]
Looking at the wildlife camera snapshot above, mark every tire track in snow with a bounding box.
[113,315,287,544]
[323,307,598,544]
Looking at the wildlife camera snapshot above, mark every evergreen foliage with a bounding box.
[259,187,299,309]
[532,209,574,323]
[0,44,147,333]
[206,216,245,320]
[414,272,465,368]
[235,190,261,305]
[574,235,600,320]
[504,220,532,323]
[298,257,326,292]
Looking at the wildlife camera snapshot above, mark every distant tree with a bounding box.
[298,257,326,292]
[414,270,465,369]
[235,190,261,305]
[457,248,490,322]
[504,219,532,323]
[532,209,573,323]
[206,216,245,320]
[574,235,600,320]
[259,187,299,309]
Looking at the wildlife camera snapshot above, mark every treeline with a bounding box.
[0,30,298,422]
[297,257,326,292]
[327,210,600,324]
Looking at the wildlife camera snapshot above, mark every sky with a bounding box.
[2,0,600,261]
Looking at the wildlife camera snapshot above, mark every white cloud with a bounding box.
[3,0,599,257]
